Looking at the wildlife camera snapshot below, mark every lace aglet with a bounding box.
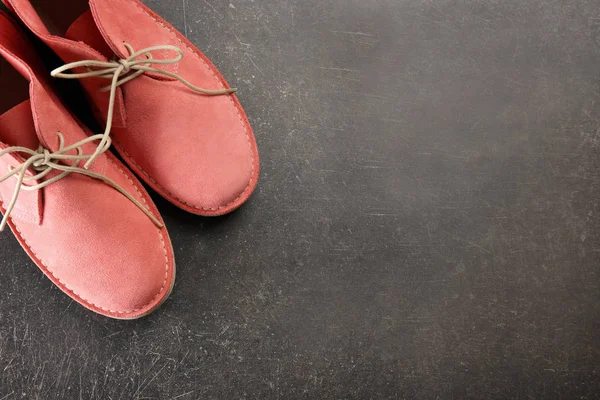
[84,152,100,169]
[148,213,164,229]
[0,217,8,232]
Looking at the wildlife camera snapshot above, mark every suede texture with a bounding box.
[0,11,175,319]
[6,0,260,215]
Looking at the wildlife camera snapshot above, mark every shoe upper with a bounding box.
[0,11,175,319]
[5,0,260,215]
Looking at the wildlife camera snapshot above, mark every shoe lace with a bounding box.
[0,132,163,231]
[51,43,237,169]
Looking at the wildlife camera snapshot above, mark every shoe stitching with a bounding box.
[2,156,171,316]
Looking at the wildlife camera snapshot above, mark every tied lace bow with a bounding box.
[51,43,237,168]
[0,132,163,231]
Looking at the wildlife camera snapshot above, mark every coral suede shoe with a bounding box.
[3,0,260,216]
[0,11,175,319]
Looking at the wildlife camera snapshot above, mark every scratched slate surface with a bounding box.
[1,0,600,398]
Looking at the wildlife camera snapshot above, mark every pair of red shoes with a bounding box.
[0,0,259,318]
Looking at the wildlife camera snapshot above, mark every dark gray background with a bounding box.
[1,0,600,398]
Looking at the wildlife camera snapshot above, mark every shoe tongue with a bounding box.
[64,10,113,59]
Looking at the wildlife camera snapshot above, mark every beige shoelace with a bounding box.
[0,132,163,231]
[51,43,237,168]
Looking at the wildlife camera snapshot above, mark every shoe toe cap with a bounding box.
[12,176,175,319]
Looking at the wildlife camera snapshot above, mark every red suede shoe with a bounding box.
[3,0,260,216]
[0,11,175,319]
